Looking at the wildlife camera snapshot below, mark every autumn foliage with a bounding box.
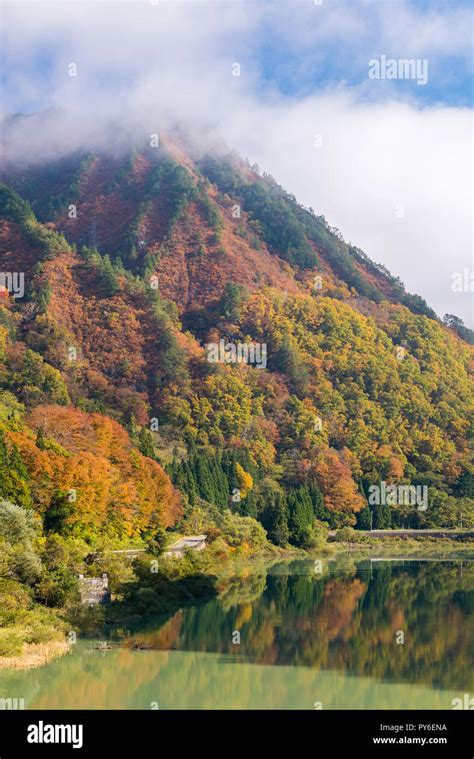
[0,140,473,546]
[5,405,180,540]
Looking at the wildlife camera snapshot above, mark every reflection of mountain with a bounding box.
[217,570,268,611]
[128,561,474,691]
[0,561,471,709]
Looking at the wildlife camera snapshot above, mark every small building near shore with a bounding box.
[79,573,111,605]
[163,535,207,559]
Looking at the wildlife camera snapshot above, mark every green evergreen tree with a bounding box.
[356,506,372,530]
[96,254,120,296]
[35,427,47,451]
[0,430,32,508]
[273,335,309,395]
[44,491,75,535]
[138,428,155,459]
[288,488,314,546]
[308,482,331,521]
[259,485,289,546]
[219,282,248,321]
[374,504,391,529]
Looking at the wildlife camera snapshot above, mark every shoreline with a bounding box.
[1,537,472,671]
[0,640,71,670]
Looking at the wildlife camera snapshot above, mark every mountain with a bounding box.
[0,134,473,547]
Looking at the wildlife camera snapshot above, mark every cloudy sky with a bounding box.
[1,0,472,326]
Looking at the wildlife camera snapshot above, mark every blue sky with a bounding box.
[2,0,472,113]
[254,0,472,107]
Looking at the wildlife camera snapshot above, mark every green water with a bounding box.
[1,558,472,709]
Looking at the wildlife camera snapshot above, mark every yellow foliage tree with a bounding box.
[236,463,253,499]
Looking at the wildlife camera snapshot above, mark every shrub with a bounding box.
[0,499,41,583]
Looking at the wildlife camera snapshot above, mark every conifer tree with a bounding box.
[0,430,32,508]
[35,427,47,451]
[259,485,289,546]
[138,428,155,459]
[288,489,314,546]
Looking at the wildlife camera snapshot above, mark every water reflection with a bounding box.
[128,560,473,693]
[0,559,472,709]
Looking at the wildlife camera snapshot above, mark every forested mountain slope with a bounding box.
[0,136,472,549]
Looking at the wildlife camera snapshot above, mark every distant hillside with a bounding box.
[2,136,452,316]
[0,136,473,546]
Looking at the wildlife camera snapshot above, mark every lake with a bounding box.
[1,558,472,709]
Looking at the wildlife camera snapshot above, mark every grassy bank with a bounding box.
[0,640,70,670]
[0,582,71,669]
[328,528,474,559]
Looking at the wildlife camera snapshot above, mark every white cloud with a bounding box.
[1,0,472,326]
[229,95,472,327]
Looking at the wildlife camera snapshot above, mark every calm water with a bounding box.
[1,558,472,709]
